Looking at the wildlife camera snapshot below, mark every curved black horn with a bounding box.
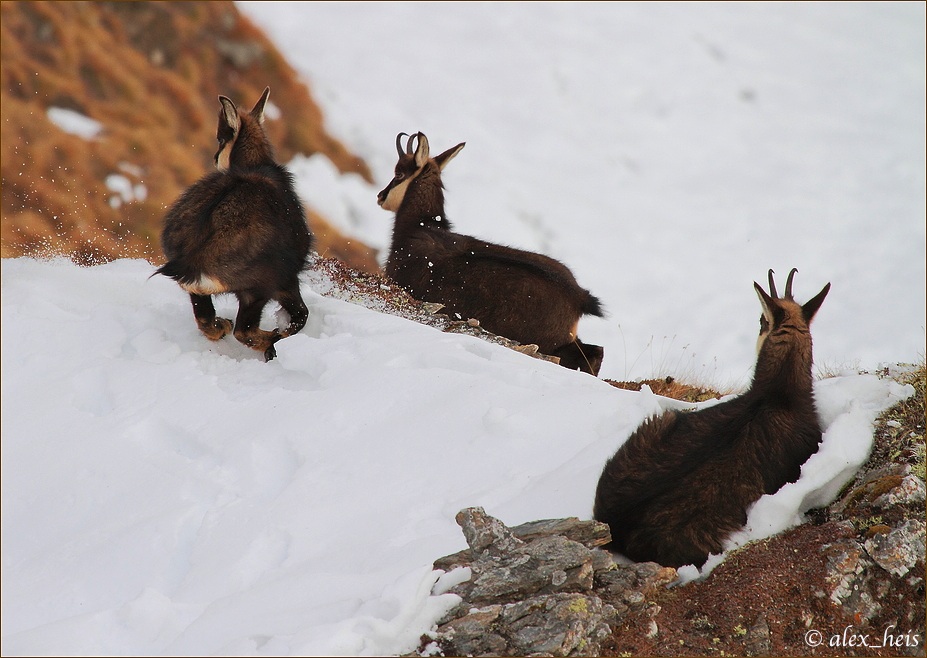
[767,269,777,298]
[406,133,417,155]
[784,268,798,299]
[396,132,410,157]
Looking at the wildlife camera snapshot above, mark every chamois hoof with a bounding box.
[263,345,277,362]
[200,317,233,341]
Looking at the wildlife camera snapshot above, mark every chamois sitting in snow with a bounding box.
[378,132,605,375]
[593,269,831,568]
[155,87,313,361]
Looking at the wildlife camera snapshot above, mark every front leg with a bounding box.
[190,293,233,341]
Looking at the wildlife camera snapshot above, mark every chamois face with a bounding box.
[214,87,271,172]
[377,132,465,212]
[754,269,830,354]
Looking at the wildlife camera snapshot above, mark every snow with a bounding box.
[0,256,914,655]
[3,3,924,656]
[237,1,925,389]
[46,106,103,140]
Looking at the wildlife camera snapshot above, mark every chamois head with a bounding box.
[377,132,465,212]
[214,86,274,172]
[753,268,831,355]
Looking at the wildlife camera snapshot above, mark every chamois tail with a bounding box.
[583,293,605,318]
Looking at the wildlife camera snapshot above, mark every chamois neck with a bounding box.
[395,168,452,232]
[749,337,815,401]
[230,126,276,170]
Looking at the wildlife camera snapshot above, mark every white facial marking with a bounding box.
[216,143,231,172]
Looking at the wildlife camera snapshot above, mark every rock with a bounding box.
[872,475,927,509]
[821,536,882,624]
[456,507,524,556]
[426,508,634,656]
[434,515,612,572]
[863,519,926,577]
[744,614,771,656]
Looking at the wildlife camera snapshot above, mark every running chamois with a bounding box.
[155,87,313,361]
[378,132,605,375]
[593,269,831,568]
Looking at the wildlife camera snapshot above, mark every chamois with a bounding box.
[378,132,605,375]
[593,269,831,568]
[155,87,313,361]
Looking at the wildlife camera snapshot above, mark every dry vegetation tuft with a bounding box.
[1,0,378,271]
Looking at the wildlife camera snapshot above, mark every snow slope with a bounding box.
[3,3,924,655]
[238,1,925,388]
[0,257,914,655]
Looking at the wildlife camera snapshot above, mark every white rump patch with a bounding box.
[179,274,228,295]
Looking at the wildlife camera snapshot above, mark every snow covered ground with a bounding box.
[0,257,914,655]
[2,2,924,656]
[241,1,925,389]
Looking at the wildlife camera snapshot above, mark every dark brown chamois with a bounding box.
[378,132,605,375]
[155,87,313,361]
[593,269,831,568]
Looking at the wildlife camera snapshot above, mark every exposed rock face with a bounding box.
[1,0,378,271]
[418,507,675,657]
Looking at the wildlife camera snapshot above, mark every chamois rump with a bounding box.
[155,87,313,361]
[593,269,831,568]
[378,131,605,375]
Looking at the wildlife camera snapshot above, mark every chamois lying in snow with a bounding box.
[378,132,605,375]
[155,87,313,361]
[593,269,831,568]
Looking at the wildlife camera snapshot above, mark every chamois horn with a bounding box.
[767,269,778,298]
[396,132,410,157]
[784,267,798,300]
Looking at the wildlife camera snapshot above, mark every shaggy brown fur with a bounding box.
[155,88,313,361]
[593,269,831,567]
[378,132,605,375]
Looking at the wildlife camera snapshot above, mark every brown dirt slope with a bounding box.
[1,0,379,271]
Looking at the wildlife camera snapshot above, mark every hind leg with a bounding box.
[233,291,280,361]
[190,294,233,341]
[551,339,604,376]
[275,281,308,337]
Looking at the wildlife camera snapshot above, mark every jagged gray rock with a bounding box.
[863,519,926,577]
[417,507,676,657]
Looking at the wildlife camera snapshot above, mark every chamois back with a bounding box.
[378,131,605,375]
[593,268,831,567]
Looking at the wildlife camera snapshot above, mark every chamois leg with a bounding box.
[275,282,309,337]
[552,339,604,376]
[232,291,280,361]
[189,293,233,341]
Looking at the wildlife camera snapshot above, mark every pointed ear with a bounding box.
[802,282,831,324]
[218,96,240,134]
[414,133,430,167]
[435,142,465,171]
[754,282,777,325]
[250,87,270,124]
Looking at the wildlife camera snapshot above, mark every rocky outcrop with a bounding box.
[1,1,378,271]
[413,367,924,657]
[417,508,675,657]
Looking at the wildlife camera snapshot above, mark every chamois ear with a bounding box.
[218,96,240,135]
[801,282,831,324]
[250,87,270,124]
[414,133,430,168]
[754,281,776,325]
[435,142,466,171]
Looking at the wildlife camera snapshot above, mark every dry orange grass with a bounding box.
[1,1,379,271]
